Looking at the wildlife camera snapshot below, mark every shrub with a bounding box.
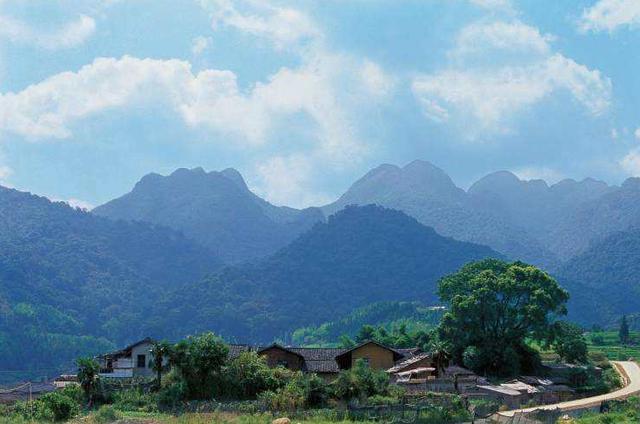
[38,391,80,421]
[331,359,390,402]
[111,388,158,412]
[93,405,121,423]
[223,352,281,399]
[158,381,188,409]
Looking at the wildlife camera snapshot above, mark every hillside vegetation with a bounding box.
[0,186,221,377]
[153,205,501,342]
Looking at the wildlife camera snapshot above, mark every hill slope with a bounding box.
[0,186,220,375]
[558,228,640,326]
[93,167,324,263]
[156,205,502,342]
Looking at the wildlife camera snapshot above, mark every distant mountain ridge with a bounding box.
[324,160,627,268]
[152,205,502,342]
[93,167,324,263]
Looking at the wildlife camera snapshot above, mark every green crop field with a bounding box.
[586,331,640,361]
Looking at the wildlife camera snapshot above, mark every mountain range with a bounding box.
[93,167,323,263]
[4,159,640,378]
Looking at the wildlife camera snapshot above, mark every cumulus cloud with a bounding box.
[191,36,212,55]
[0,56,358,151]
[579,0,640,33]
[199,0,320,49]
[0,13,95,49]
[412,20,611,136]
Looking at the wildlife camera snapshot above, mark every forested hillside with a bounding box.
[0,186,220,378]
[558,229,640,327]
[152,205,501,342]
[94,167,323,263]
[290,301,444,346]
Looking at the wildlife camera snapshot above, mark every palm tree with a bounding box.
[76,357,100,407]
[150,340,172,389]
[429,339,451,378]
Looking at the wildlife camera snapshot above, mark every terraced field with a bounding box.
[587,331,640,361]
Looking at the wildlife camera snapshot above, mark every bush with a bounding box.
[158,381,188,409]
[93,405,121,423]
[38,391,80,421]
[332,359,389,402]
[111,388,158,412]
[223,352,283,399]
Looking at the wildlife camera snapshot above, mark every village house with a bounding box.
[97,337,162,378]
[230,340,424,380]
[96,338,427,380]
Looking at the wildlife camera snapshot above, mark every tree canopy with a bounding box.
[437,259,569,376]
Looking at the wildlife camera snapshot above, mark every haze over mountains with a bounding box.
[4,159,640,377]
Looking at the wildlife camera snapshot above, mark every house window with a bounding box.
[277,359,289,368]
[361,358,370,367]
[137,354,146,368]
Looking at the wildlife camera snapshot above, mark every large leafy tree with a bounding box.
[168,332,229,400]
[437,259,569,376]
[552,321,588,364]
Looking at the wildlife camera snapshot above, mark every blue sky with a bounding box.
[0,0,639,208]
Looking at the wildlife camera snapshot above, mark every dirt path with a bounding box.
[495,361,640,418]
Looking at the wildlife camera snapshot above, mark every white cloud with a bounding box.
[635,127,640,140]
[54,197,94,211]
[620,147,640,176]
[513,166,565,184]
[253,154,332,208]
[412,20,611,135]
[0,13,95,49]
[199,0,320,49]
[452,21,554,58]
[611,128,619,139]
[469,0,512,9]
[579,0,640,33]
[359,60,395,98]
[0,51,385,172]
[191,36,212,55]
[0,165,11,183]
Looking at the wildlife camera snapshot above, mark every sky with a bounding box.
[0,0,639,209]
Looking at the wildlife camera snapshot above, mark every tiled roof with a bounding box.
[387,352,432,373]
[289,347,346,361]
[228,344,256,358]
[305,360,341,373]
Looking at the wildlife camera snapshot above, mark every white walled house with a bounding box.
[97,338,159,379]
